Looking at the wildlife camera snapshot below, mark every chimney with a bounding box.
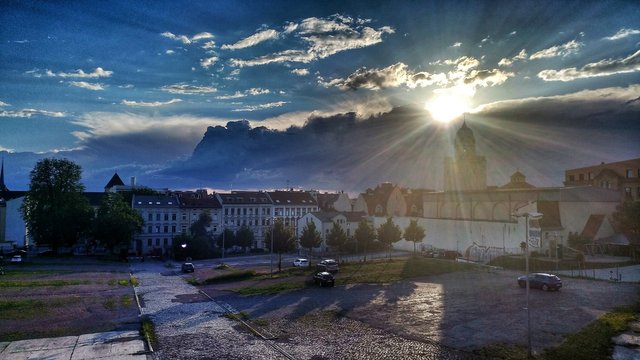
[130,176,136,188]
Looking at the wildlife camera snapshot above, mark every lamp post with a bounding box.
[270,217,274,277]
[222,227,225,260]
[512,211,543,359]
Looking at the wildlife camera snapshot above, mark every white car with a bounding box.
[293,258,309,267]
[10,255,22,263]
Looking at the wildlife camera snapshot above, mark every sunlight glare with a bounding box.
[425,94,470,124]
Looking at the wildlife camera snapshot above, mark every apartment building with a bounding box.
[564,158,640,201]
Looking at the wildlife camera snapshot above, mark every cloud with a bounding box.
[121,99,182,107]
[537,49,640,81]
[69,81,105,91]
[215,88,270,100]
[498,49,527,67]
[202,41,216,49]
[472,84,640,127]
[603,28,640,41]
[451,42,462,47]
[221,29,279,50]
[0,108,66,118]
[464,69,513,87]
[161,31,214,44]
[529,40,583,59]
[231,101,288,112]
[161,84,217,94]
[291,68,310,76]
[165,49,175,55]
[43,67,113,78]
[0,101,10,107]
[200,56,219,68]
[228,14,394,67]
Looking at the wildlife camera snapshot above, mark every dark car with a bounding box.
[181,262,195,273]
[316,259,339,273]
[313,271,335,287]
[518,273,562,291]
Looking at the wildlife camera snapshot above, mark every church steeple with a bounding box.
[0,158,8,192]
[454,120,476,158]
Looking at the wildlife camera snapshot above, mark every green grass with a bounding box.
[120,294,133,307]
[141,317,158,349]
[201,270,256,284]
[0,279,90,287]
[0,298,69,319]
[475,304,639,359]
[541,304,638,360]
[234,257,481,296]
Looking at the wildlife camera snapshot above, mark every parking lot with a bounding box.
[207,268,640,355]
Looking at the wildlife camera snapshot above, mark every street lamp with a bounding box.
[270,216,274,277]
[222,228,225,260]
[512,211,543,359]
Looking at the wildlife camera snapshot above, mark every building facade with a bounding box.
[564,158,640,201]
[131,195,180,256]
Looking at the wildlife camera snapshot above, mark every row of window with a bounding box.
[147,213,177,221]
[145,225,177,234]
[568,168,639,182]
[224,207,271,216]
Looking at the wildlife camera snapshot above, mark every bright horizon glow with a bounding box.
[425,94,471,123]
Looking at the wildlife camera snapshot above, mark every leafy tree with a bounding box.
[264,218,295,272]
[21,158,94,251]
[377,217,402,258]
[217,228,236,252]
[299,221,322,254]
[93,193,143,253]
[326,222,348,253]
[404,219,426,254]
[235,225,254,250]
[173,233,214,260]
[613,201,640,236]
[190,212,213,238]
[354,219,376,261]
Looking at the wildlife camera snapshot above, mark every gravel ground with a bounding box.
[132,261,640,359]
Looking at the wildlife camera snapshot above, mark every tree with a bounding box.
[93,193,143,254]
[354,219,376,261]
[264,218,296,272]
[299,221,321,254]
[172,233,214,260]
[613,201,640,236]
[21,158,94,251]
[190,212,213,238]
[326,222,347,254]
[235,225,254,251]
[216,228,236,253]
[404,219,426,255]
[377,217,402,258]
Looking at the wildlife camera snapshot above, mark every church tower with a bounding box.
[444,121,487,191]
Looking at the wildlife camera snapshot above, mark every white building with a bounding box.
[131,195,180,256]
[298,211,367,252]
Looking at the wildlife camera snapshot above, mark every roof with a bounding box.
[316,193,340,211]
[132,195,180,208]
[537,201,563,230]
[581,214,606,240]
[218,191,271,205]
[179,196,221,209]
[267,190,317,206]
[104,173,125,189]
[360,183,397,215]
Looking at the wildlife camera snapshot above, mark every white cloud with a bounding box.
[161,84,217,94]
[498,49,528,67]
[44,67,113,78]
[0,101,10,107]
[200,56,219,68]
[202,41,216,49]
[291,68,310,76]
[121,99,182,107]
[166,49,175,55]
[161,31,214,44]
[69,81,105,91]
[221,29,279,50]
[0,108,66,118]
[538,49,640,81]
[216,88,270,100]
[118,84,135,89]
[247,88,270,95]
[603,28,640,41]
[0,145,14,152]
[451,42,462,47]
[529,40,583,59]
[216,92,245,100]
[232,101,288,112]
[228,14,394,67]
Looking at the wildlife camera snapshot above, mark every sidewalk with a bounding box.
[0,330,150,360]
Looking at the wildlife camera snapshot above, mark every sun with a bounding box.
[425,94,470,124]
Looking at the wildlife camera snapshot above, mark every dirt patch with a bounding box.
[0,259,139,341]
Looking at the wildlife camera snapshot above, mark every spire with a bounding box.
[0,158,8,192]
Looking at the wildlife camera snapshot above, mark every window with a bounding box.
[155,226,160,233]
[155,239,160,246]
[164,214,169,221]
[148,213,153,221]
[164,238,168,246]
[589,172,594,180]
[243,208,247,216]
[569,175,575,182]
[147,239,152,246]
[182,214,186,220]
[164,225,169,233]
[627,169,634,178]
[171,225,176,233]
[147,226,152,233]
[225,208,229,215]
[625,187,632,197]
[156,213,161,221]
[172,213,176,221]
[578,173,584,181]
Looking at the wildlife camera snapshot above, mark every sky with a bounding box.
[1,0,639,193]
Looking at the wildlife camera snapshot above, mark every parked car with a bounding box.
[181,262,195,273]
[317,259,339,273]
[517,273,562,291]
[10,255,22,263]
[293,258,309,267]
[313,271,335,287]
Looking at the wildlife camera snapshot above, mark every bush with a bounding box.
[202,270,256,284]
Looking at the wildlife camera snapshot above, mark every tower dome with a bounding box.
[455,121,476,158]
